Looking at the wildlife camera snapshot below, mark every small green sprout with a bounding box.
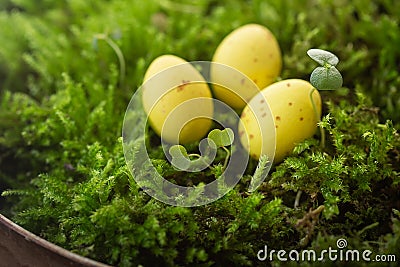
[307,48,343,148]
[208,128,234,169]
[169,128,234,172]
[169,144,192,170]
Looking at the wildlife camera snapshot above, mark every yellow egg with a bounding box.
[142,55,213,144]
[239,79,322,163]
[211,24,282,109]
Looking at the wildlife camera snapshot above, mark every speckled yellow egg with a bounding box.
[142,55,213,144]
[239,79,322,163]
[211,24,282,109]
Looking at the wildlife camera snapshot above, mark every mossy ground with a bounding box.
[0,0,399,266]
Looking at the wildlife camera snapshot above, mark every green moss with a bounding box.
[1,0,400,266]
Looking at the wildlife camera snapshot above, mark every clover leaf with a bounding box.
[169,145,191,170]
[208,128,234,148]
[307,48,339,67]
[310,66,343,90]
[168,129,234,172]
[307,49,343,91]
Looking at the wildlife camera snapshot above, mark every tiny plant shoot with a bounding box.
[307,49,343,148]
[169,128,234,171]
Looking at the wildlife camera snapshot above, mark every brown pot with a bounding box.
[0,214,111,267]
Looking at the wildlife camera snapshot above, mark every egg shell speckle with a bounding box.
[142,55,213,144]
[239,79,322,163]
[211,24,282,109]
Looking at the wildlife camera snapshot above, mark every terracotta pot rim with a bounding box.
[0,213,111,267]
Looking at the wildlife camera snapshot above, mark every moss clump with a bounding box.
[1,0,400,266]
[2,86,399,266]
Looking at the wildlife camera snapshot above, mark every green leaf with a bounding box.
[169,145,188,158]
[307,49,339,66]
[310,66,343,90]
[207,128,234,147]
[169,145,191,170]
